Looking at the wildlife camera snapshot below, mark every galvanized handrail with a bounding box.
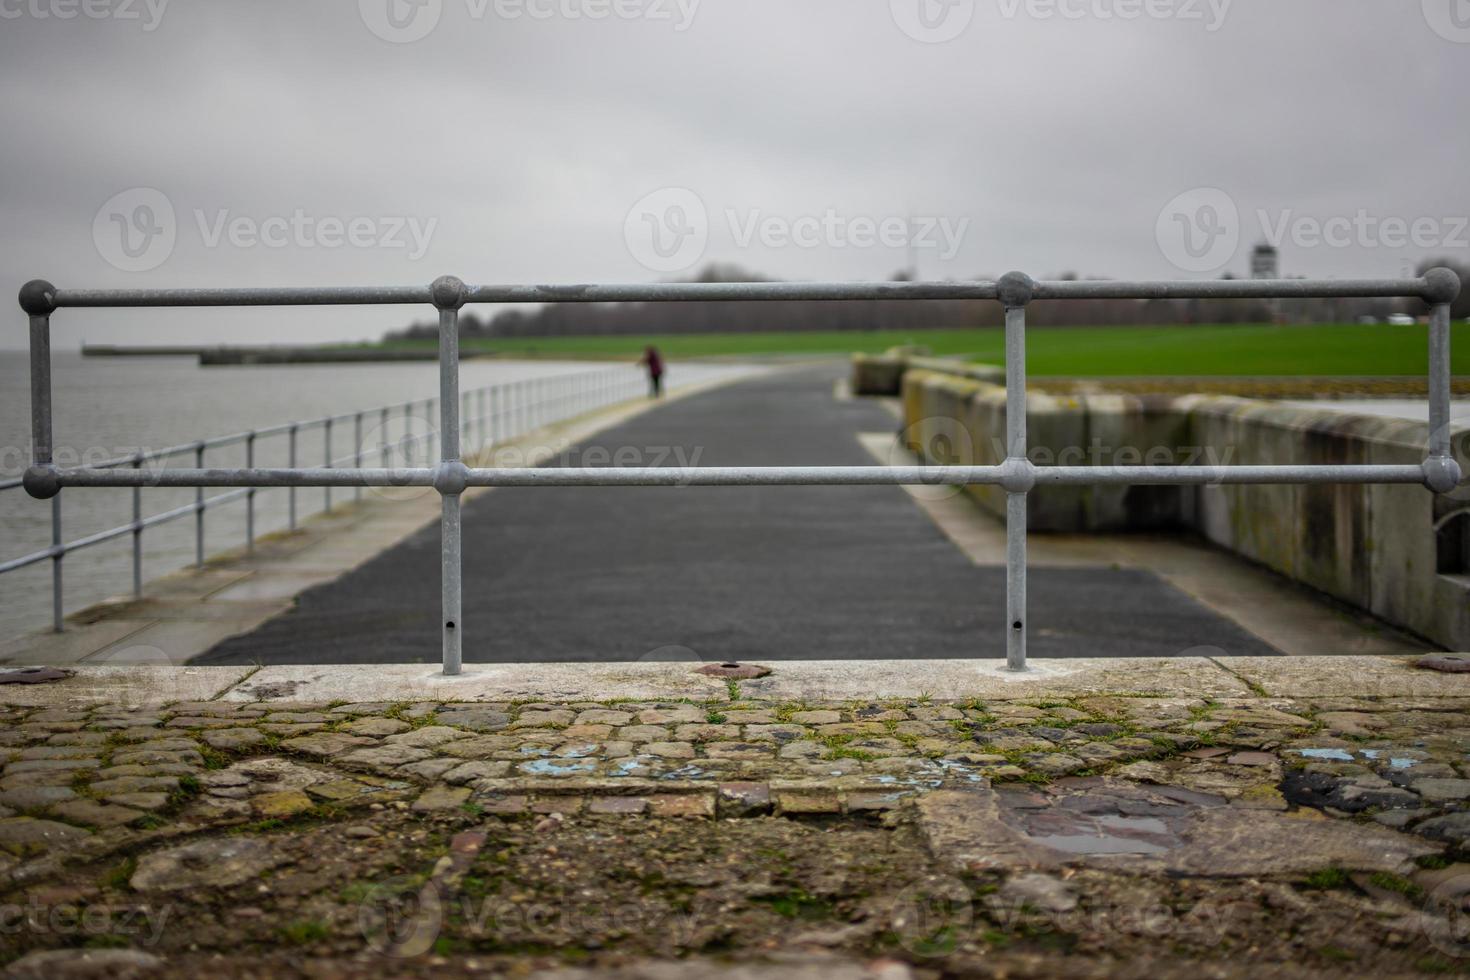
[15,270,1464,673]
[2,361,644,630]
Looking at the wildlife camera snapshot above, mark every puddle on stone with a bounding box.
[1295,747,1421,769]
[519,759,596,776]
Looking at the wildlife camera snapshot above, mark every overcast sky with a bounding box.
[1,0,1466,349]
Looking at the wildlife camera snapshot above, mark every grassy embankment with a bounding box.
[347,321,1470,376]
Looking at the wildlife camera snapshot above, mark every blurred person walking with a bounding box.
[640,345,665,398]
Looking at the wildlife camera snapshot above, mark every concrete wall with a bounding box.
[899,367,1470,650]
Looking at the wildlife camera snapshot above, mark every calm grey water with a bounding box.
[0,352,751,639]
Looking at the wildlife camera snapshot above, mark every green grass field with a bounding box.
[364,321,1469,376]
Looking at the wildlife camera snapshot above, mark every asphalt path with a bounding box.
[194,364,1277,665]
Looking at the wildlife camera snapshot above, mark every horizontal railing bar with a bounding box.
[42,276,1444,309]
[53,286,433,308]
[1030,464,1428,485]
[0,371,625,484]
[0,485,260,571]
[46,463,1434,490]
[1031,277,1433,301]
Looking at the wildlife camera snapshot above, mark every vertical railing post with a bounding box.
[288,424,298,530]
[245,433,256,555]
[1422,268,1464,496]
[20,281,62,631]
[997,272,1036,672]
[354,412,364,503]
[194,442,205,567]
[431,276,467,676]
[478,387,487,455]
[323,417,333,514]
[132,453,144,595]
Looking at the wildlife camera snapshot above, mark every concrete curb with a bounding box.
[2,655,1465,706]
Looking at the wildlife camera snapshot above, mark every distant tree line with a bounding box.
[381,260,1470,342]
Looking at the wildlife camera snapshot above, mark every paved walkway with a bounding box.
[4,665,1470,976]
[195,365,1274,665]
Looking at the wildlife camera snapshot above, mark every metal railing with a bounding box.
[16,270,1463,674]
[2,360,645,632]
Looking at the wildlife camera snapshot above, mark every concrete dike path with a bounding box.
[191,364,1287,666]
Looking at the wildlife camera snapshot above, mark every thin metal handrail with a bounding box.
[2,363,643,626]
[14,270,1463,673]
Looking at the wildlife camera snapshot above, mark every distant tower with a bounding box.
[1250,243,1279,280]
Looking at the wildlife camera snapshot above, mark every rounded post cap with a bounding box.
[433,460,470,496]
[1423,267,1462,305]
[996,271,1036,308]
[19,280,57,316]
[431,275,467,311]
[22,465,60,500]
[1423,456,1463,495]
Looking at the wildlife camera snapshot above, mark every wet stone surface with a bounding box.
[2,693,1470,976]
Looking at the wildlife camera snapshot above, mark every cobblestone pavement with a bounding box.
[4,693,1470,977]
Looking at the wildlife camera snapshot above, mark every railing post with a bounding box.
[194,442,205,567]
[354,412,363,503]
[245,433,256,555]
[1423,269,1463,495]
[20,282,62,630]
[323,417,333,514]
[132,453,144,595]
[432,276,467,676]
[49,496,62,632]
[288,424,298,530]
[998,272,1036,672]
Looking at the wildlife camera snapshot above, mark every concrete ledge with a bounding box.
[216,663,732,704]
[1215,654,1467,697]
[0,665,252,707]
[8,655,1466,706]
